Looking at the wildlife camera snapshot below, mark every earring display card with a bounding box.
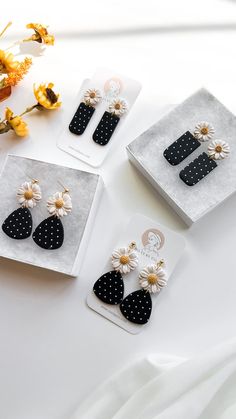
[127,88,236,225]
[57,68,142,167]
[87,214,185,334]
[0,155,103,276]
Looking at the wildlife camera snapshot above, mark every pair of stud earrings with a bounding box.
[69,88,128,146]
[2,179,72,249]
[93,242,167,325]
[163,122,230,186]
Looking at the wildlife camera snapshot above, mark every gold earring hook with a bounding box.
[157,259,165,268]
[57,180,70,195]
[25,173,39,184]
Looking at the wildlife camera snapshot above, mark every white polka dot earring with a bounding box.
[120,259,167,325]
[93,242,138,305]
[163,121,215,165]
[32,184,72,249]
[179,139,230,186]
[93,98,128,146]
[69,88,102,135]
[2,179,42,239]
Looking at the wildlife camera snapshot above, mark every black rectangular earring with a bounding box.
[93,98,128,146]
[69,88,101,135]
[179,140,230,186]
[163,122,215,165]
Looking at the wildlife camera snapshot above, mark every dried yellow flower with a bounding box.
[25,23,54,45]
[5,107,28,137]
[34,83,61,110]
[0,50,20,74]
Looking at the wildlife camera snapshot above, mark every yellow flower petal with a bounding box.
[26,23,54,45]
[33,83,61,110]
[5,107,28,137]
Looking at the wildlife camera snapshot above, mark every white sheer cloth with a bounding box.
[70,339,236,419]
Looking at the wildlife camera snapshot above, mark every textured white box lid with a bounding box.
[127,88,236,225]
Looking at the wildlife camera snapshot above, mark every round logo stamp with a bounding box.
[141,228,165,254]
[104,77,123,100]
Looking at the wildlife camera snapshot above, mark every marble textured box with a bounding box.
[0,155,103,276]
[127,88,236,225]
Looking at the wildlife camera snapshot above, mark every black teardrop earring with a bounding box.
[92,98,128,146]
[93,242,138,305]
[32,184,72,250]
[120,259,167,325]
[2,179,42,239]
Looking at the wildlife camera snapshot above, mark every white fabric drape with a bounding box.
[70,339,236,419]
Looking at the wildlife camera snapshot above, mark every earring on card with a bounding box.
[32,184,72,249]
[92,98,128,146]
[93,242,138,305]
[2,179,42,239]
[120,259,167,325]
[69,88,101,135]
[179,139,230,186]
[163,121,215,165]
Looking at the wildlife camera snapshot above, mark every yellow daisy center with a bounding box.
[147,273,158,285]
[120,255,130,265]
[24,190,33,200]
[89,92,96,99]
[115,103,121,110]
[55,198,64,209]
[215,145,222,153]
[200,127,209,135]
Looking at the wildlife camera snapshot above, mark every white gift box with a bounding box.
[0,155,103,276]
[127,88,236,226]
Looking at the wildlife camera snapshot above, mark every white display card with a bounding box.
[57,68,142,167]
[87,214,185,334]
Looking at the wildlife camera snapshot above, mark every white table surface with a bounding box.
[1,1,236,418]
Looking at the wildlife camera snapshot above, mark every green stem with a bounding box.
[20,104,38,117]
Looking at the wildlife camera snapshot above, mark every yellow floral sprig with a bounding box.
[23,23,55,45]
[0,83,61,137]
[0,22,55,99]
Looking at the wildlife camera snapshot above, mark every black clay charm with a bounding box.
[32,187,72,250]
[163,122,215,165]
[93,98,128,146]
[180,140,230,186]
[69,88,101,136]
[2,179,41,240]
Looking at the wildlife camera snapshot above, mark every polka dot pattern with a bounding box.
[120,289,152,325]
[93,270,124,305]
[163,131,200,165]
[32,216,64,250]
[93,111,120,146]
[179,152,217,186]
[2,207,32,239]
[69,102,95,135]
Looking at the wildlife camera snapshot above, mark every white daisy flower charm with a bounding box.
[83,88,101,107]
[139,260,167,294]
[17,180,42,209]
[109,98,128,117]
[47,190,72,218]
[194,121,215,142]
[208,139,230,160]
[111,242,138,274]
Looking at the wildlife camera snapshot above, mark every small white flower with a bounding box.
[17,181,42,209]
[194,122,215,142]
[139,264,167,294]
[109,98,128,117]
[47,192,72,218]
[208,139,230,160]
[83,88,101,107]
[111,246,138,274]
